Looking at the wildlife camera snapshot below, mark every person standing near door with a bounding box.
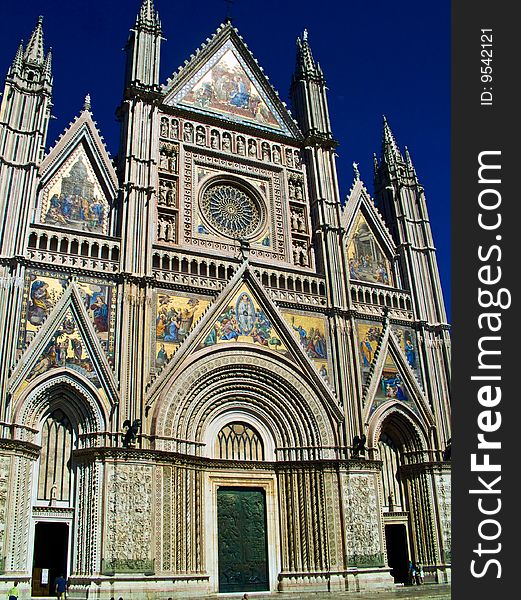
[7,581,19,600]
[55,574,68,599]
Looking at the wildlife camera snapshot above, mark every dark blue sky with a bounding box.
[0,0,450,316]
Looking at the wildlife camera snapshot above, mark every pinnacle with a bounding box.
[136,0,161,29]
[382,115,403,163]
[295,28,319,80]
[24,15,45,65]
[9,40,24,75]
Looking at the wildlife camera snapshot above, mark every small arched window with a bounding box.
[216,422,264,461]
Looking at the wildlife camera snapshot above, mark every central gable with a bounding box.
[163,26,301,138]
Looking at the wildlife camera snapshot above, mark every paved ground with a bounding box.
[203,584,451,600]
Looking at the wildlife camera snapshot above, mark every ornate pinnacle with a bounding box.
[353,161,360,180]
[83,93,91,111]
[43,48,53,82]
[295,29,319,80]
[404,146,418,180]
[24,16,45,65]
[136,0,161,29]
[9,41,24,76]
[382,115,403,163]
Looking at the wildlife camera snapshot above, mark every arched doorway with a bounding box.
[12,375,108,593]
[152,347,340,594]
[215,422,268,593]
[32,408,76,596]
[373,409,429,585]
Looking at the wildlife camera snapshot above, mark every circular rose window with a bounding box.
[201,183,262,239]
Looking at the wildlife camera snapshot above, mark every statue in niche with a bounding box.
[158,219,167,240]
[222,134,232,151]
[166,186,176,207]
[169,151,178,174]
[291,210,299,231]
[171,119,179,138]
[160,117,169,138]
[273,146,281,164]
[300,247,309,267]
[248,140,257,157]
[196,127,206,145]
[297,213,306,232]
[288,179,295,199]
[159,149,169,171]
[262,143,271,161]
[183,123,193,142]
[285,148,294,168]
[210,131,220,149]
[237,137,246,155]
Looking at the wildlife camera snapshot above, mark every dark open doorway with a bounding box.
[217,487,269,593]
[32,522,69,596]
[385,523,409,584]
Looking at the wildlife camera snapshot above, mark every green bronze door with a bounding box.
[217,487,269,593]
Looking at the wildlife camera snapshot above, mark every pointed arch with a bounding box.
[151,346,340,461]
[12,371,109,443]
[367,402,430,459]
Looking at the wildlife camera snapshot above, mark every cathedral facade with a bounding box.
[0,1,451,597]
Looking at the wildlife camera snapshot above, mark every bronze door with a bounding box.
[217,487,269,593]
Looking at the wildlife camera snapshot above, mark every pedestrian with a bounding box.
[416,563,424,585]
[55,574,68,599]
[407,560,415,585]
[8,581,19,600]
[242,594,249,599]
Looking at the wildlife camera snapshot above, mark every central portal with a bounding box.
[217,487,269,593]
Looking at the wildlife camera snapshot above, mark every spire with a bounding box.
[295,29,320,80]
[382,115,403,163]
[136,0,161,30]
[404,146,420,182]
[42,48,52,83]
[9,41,25,76]
[24,16,45,65]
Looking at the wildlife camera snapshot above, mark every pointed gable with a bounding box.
[37,104,118,235]
[343,178,396,286]
[360,322,434,428]
[9,282,118,404]
[146,262,340,418]
[163,23,302,139]
[18,268,118,368]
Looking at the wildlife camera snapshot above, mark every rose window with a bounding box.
[201,183,261,238]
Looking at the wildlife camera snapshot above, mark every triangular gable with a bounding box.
[361,324,433,428]
[36,106,118,235]
[146,261,341,420]
[343,179,396,287]
[18,269,118,368]
[9,282,118,405]
[163,24,302,139]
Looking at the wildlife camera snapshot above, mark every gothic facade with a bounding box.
[0,2,451,597]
